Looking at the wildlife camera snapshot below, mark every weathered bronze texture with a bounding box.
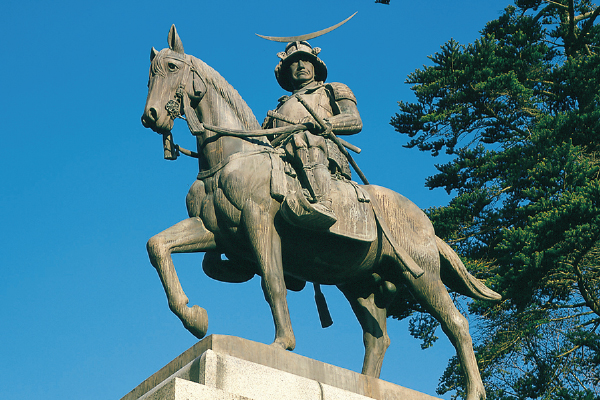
[141,25,500,400]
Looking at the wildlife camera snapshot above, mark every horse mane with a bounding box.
[190,56,261,131]
[151,49,261,131]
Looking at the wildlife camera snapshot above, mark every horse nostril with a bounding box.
[141,107,158,127]
[149,107,158,122]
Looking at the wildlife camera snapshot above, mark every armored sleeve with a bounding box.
[326,82,357,104]
[262,115,273,129]
[323,83,362,135]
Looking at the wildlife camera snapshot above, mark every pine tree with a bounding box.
[392,1,600,398]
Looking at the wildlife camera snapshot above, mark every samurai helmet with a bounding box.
[275,41,327,92]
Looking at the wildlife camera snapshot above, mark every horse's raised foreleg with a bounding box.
[406,273,486,400]
[243,202,295,351]
[339,282,390,378]
[146,217,217,339]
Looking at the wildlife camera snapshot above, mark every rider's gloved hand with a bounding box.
[301,117,332,136]
[300,117,320,134]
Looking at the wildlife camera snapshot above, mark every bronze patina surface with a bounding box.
[140,25,500,400]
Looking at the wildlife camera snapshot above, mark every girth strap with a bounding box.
[196,148,275,180]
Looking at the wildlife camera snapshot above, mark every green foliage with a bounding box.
[409,312,440,350]
[392,1,600,398]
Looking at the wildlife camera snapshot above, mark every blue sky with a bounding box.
[1,1,508,399]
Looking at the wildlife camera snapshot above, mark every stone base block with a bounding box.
[145,378,246,400]
[122,335,440,400]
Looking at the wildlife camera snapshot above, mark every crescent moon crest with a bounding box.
[256,12,357,43]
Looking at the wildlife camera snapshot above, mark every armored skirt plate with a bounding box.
[282,177,376,241]
[328,180,375,241]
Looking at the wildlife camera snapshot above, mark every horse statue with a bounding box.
[141,25,500,400]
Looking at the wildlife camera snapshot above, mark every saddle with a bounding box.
[203,153,376,288]
[270,154,377,242]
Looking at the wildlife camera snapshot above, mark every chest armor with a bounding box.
[273,86,333,127]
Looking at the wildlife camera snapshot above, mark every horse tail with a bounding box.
[436,236,502,301]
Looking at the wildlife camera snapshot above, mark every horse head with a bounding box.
[141,25,207,134]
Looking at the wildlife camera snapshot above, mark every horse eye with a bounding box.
[168,62,179,72]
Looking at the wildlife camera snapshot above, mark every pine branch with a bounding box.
[579,6,600,28]
[575,263,600,316]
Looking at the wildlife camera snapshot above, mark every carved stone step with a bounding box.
[122,335,440,400]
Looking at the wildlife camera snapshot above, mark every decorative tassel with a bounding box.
[314,283,333,328]
[162,133,178,160]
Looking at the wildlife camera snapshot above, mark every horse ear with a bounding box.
[168,24,185,54]
[150,47,158,61]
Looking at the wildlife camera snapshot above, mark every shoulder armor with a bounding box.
[326,82,357,104]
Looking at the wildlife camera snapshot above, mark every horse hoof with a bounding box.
[270,336,295,351]
[182,305,208,339]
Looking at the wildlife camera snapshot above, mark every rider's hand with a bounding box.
[300,118,321,134]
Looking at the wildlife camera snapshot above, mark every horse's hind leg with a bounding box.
[406,272,486,400]
[339,281,390,378]
[146,217,217,339]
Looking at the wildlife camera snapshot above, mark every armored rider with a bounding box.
[263,41,362,226]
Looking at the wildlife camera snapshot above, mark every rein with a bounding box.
[195,123,306,138]
[160,53,307,159]
[196,148,275,180]
[164,123,306,159]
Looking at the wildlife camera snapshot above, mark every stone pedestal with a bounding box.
[122,335,440,400]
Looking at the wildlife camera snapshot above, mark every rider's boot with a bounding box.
[308,163,336,221]
[283,146,337,230]
[302,146,336,224]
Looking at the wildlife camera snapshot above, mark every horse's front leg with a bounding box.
[146,217,217,339]
[242,201,295,351]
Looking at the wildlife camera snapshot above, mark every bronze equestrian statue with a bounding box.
[141,25,500,400]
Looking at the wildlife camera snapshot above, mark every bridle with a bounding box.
[151,52,207,159]
[161,53,206,130]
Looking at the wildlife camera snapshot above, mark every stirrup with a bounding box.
[281,191,337,230]
[312,201,337,222]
